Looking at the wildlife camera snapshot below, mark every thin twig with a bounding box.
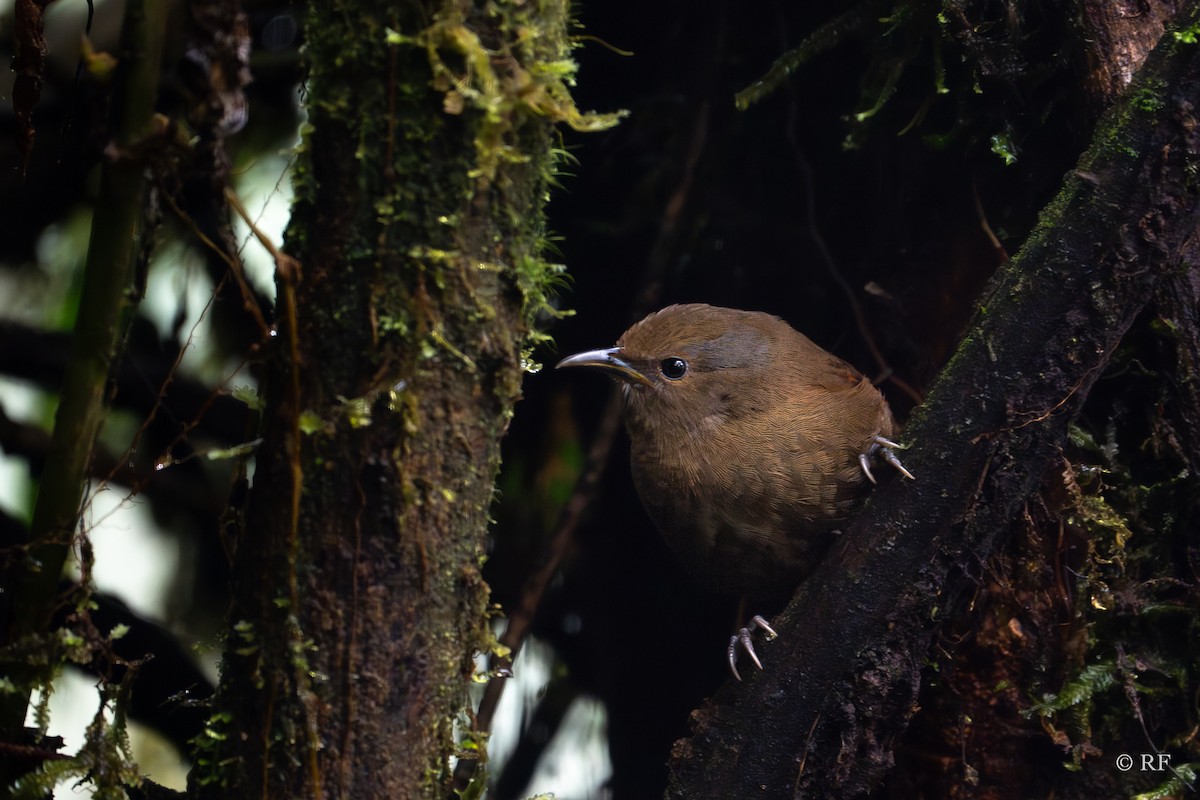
[785,93,924,406]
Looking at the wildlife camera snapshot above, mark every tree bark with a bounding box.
[665,7,1200,798]
[1070,0,1182,108]
[192,2,604,797]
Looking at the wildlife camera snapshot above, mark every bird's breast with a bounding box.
[627,423,865,600]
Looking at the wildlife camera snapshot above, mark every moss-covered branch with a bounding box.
[667,7,1200,798]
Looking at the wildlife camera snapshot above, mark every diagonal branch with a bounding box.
[666,10,1200,798]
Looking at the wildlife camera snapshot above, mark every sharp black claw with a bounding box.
[858,452,877,484]
[742,633,764,671]
[883,447,915,480]
[727,615,778,681]
[860,435,915,482]
[749,614,778,639]
[727,636,743,682]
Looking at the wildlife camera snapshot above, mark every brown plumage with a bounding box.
[558,304,910,604]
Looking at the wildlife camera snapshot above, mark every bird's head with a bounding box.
[556,304,787,430]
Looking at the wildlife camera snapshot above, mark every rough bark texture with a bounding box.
[193,2,575,797]
[1071,0,1182,107]
[665,8,1200,798]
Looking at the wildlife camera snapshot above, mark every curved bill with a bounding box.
[555,347,652,387]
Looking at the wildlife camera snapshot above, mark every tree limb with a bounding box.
[666,10,1200,798]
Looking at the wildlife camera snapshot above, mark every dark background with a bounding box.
[490,2,1090,797]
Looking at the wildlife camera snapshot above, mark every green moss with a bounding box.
[191,710,238,788]
[989,131,1018,165]
[1131,82,1166,114]
[1028,661,1117,716]
[1132,764,1199,800]
[1172,23,1200,44]
[1024,383,1200,778]
[735,4,873,110]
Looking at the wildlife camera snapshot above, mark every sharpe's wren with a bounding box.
[558,304,913,675]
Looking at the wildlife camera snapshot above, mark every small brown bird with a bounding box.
[558,304,912,677]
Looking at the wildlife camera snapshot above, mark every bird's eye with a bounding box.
[659,357,688,380]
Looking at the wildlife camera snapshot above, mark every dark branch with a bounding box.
[666,11,1200,798]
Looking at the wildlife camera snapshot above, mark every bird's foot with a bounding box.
[727,615,778,681]
[858,435,915,484]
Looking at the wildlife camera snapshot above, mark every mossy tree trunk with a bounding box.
[192,2,604,797]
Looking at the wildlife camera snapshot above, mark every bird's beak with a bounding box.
[556,347,653,387]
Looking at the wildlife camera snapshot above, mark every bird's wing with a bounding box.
[811,353,871,394]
